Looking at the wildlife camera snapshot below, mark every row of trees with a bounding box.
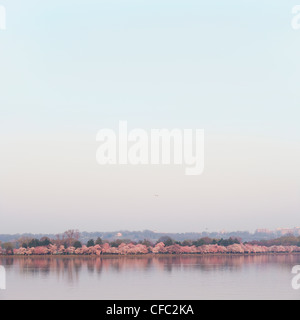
[2,231,300,255]
[156,236,241,247]
[1,233,241,252]
[0,230,83,254]
[248,235,300,247]
[7,242,300,256]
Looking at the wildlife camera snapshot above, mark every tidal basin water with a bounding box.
[0,255,300,300]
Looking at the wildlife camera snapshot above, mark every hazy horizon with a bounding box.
[1,0,300,234]
[1,225,300,237]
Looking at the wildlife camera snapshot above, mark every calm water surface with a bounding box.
[1,255,300,300]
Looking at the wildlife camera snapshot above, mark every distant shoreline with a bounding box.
[1,252,300,258]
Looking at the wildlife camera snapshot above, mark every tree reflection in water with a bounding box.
[1,255,300,285]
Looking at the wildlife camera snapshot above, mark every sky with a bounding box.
[0,0,300,234]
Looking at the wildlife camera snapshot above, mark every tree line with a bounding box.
[1,230,300,254]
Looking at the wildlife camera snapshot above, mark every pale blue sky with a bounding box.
[0,0,299,233]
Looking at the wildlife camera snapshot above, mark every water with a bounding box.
[0,255,300,300]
